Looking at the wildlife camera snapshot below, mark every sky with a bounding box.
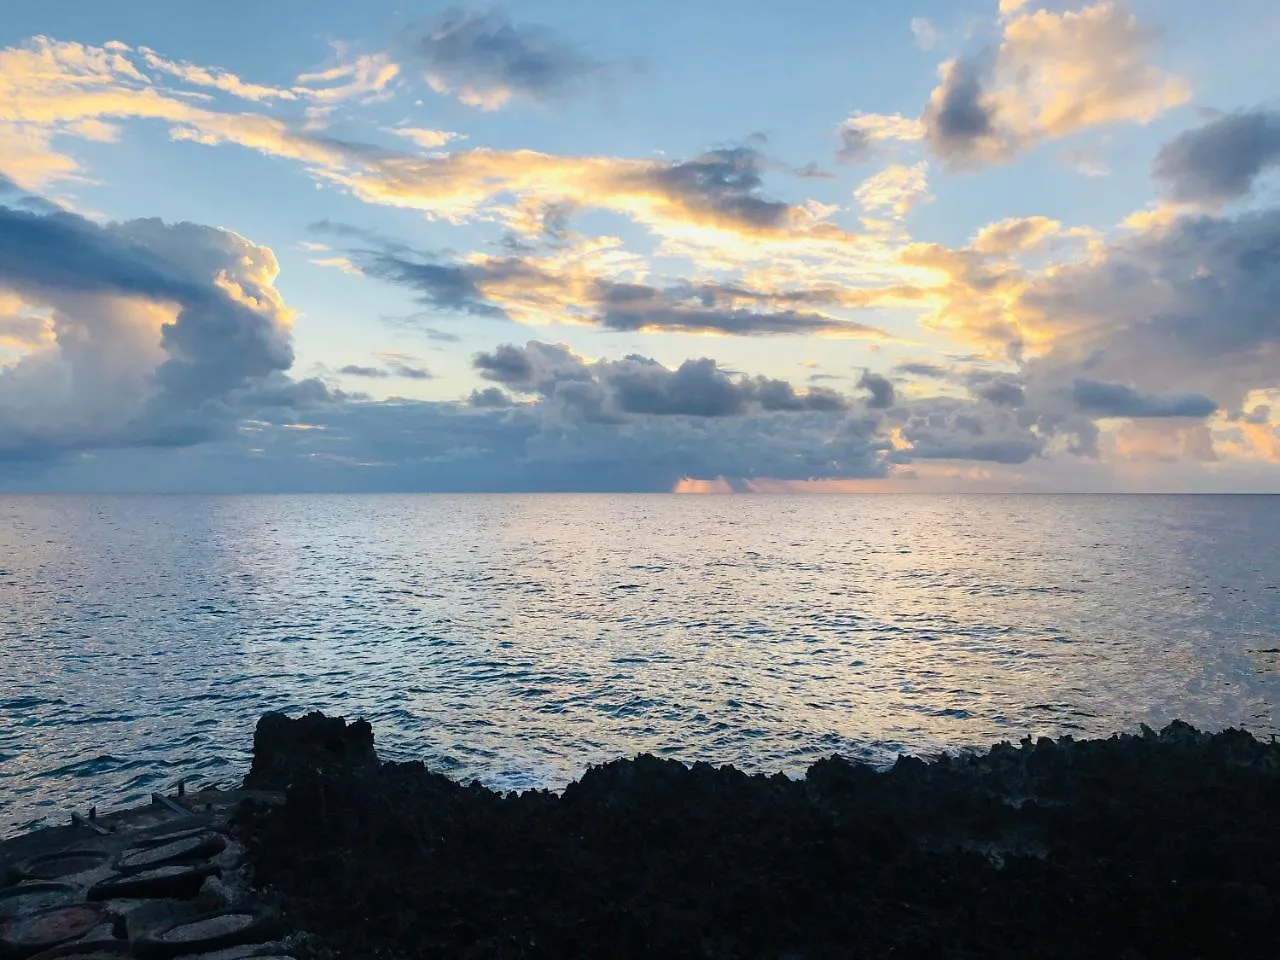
[1,0,1279,492]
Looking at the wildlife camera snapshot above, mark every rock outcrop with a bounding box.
[236,713,1280,959]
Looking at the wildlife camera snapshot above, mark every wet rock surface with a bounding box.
[0,786,302,958]
[237,714,1280,959]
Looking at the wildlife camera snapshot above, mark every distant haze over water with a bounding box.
[2,494,1278,836]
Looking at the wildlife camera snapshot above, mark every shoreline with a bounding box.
[241,713,1279,959]
[5,712,1280,958]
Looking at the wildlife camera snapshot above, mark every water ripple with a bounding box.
[2,493,1279,836]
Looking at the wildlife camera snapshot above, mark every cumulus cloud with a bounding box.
[1071,379,1218,419]
[966,371,1026,407]
[894,396,1043,464]
[1153,108,1280,204]
[473,341,855,421]
[399,8,603,110]
[922,1,1190,168]
[468,386,513,408]
[857,371,896,409]
[0,201,296,455]
[896,195,1280,471]
[1017,208,1280,407]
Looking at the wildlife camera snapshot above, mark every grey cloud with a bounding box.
[1154,109,1280,204]
[386,361,433,380]
[607,357,746,417]
[340,236,891,339]
[475,343,535,384]
[1071,379,1218,419]
[895,362,949,379]
[597,302,870,337]
[1019,207,1280,407]
[1241,404,1271,425]
[356,253,506,318]
[793,161,835,180]
[41,357,888,491]
[857,371,896,409]
[229,375,341,410]
[0,203,293,455]
[639,147,791,230]
[922,57,997,165]
[469,386,513,408]
[340,364,389,378]
[338,359,432,381]
[474,341,590,395]
[751,377,848,412]
[895,398,1042,464]
[835,125,874,165]
[472,341,857,421]
[593,278,889,337]
[967,371,1025,407]
[401,8,602,107]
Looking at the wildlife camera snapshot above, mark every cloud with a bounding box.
[854,162,932,217]
[473,341,857,420]
[294,50,400,103]
[0,200,296,455]
[835,113,925,164]
[400,8,602,110]
[386,361,432,380]
[1153,108,1280,204]
[0,36,407,199]
[469,386,513,408]
[970,216,1062,255]
[857,371,896,409]
[895,361,949,378]
[324,142,864,248]
[330,228,905,339]
[893,397,1043,464]
[923,56,998,164]
[922,1,1190,168]
[339,358,433,380]
[911,18,941,52]
[1071,379,1218,418]
[900,198,1280,469]
[1016,208,1280,407]
[391,127,465,150]
[339,364,388,378]
[966,371,1026,407]
[137,47,298,102]
[0,30,891,304]
[1060,141,1111,178]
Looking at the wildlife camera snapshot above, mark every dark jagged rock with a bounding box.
[242,712,377,792]
[234,714,1280,959]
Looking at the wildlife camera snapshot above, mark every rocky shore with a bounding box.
[233,712,1280,959]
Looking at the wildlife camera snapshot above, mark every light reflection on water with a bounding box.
[2,493,1278,836]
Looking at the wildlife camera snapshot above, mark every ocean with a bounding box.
[2,493,1278,837]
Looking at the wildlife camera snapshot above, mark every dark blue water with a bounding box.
[3,494,1278,836]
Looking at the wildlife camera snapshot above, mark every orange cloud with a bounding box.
[672,476,734,493]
